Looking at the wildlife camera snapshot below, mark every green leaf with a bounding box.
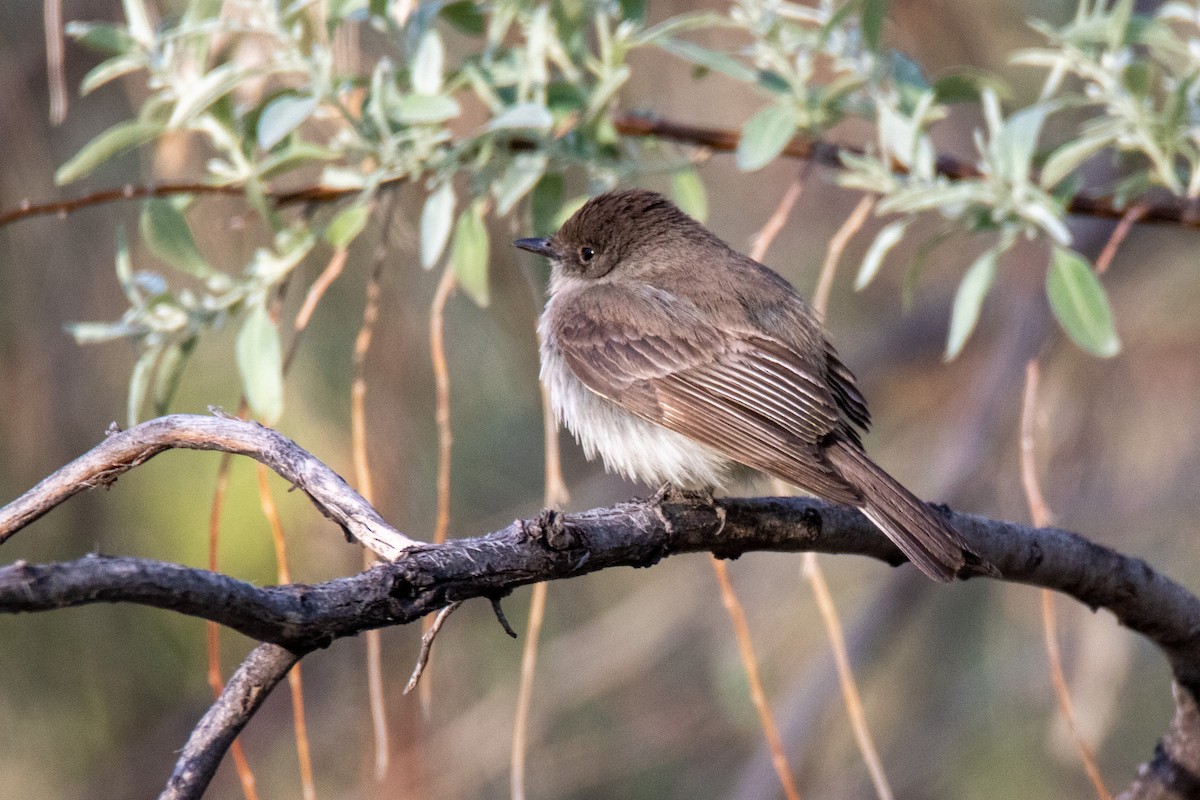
[114,225,139,303]
[249,229,316,284]
[945,247,999,360]
[530,173,563,236]
[81,53,147,96]
[619,0,646,23]
[392,94,461,125]
[257,94,318,151]
[122,0,154,46]
[440,1,486,35]
[855,220,908,289]
[56,120,161,184]
[994,103,1051,182]
[1046,247,1120,358]
[488,102,553,132]
[1039,134,1112,189]
[168,62,251,128]
[451,203,490,307]
[671,167,708,222]
[862,0,888,52]
[326,202,370,248]
[153,335,197,415]
[66,321,146,343]
[931,70,1003,104]
[67,22,136,54]
[421,182,457,269]
[411,30,445,95]
[494,153,547,216]
[128,344,158,427]
[236,301,285,424]
[656,38,758,83]
[140,198,210,277]
[736,104,798,172]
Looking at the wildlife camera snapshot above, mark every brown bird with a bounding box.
[515,189,979,581]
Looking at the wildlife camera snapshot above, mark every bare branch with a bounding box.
[5,494,1200,695]
[5,417,1200,797]
[160,643,300,800]
[0,414,415,559]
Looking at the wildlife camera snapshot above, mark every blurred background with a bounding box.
[2,0,1198,798]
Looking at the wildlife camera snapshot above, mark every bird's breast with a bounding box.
[539,323,733,490]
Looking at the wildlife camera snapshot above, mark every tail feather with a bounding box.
[825,438,973,582]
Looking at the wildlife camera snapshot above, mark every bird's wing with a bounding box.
[550,286,862,503]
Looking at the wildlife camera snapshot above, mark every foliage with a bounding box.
[57,0,1200,421]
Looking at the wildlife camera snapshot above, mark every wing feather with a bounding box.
[550,285,863,503]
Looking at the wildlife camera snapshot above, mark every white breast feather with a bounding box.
[539,332,733,489]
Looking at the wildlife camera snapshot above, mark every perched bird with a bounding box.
[515,189,979,581]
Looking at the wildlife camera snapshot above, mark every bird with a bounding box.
[514,188,980,581]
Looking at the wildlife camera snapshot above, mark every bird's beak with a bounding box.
[513,237,558,259]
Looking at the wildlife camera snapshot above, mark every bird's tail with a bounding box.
[825,438,978,582]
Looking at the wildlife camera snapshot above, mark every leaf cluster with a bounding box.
[56,0,1200,419]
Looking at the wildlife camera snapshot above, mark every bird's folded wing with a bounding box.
[552,287,862,503]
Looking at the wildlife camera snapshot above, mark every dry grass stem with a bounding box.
[43,0,67,124]
[1094,204,1148,275]
[510,582,548,800]
[801,554,894,800]
[813,194,875,318]
[1021,361,1113,800]
[799,195,894,799]
[206,452,260,800]
[256,464,317,800]
[421,262,458,716]
[711,557,803,800]
[351,236,391,780]
[430,262,457,546]
[510,382,570,800]
[749,177,805,262]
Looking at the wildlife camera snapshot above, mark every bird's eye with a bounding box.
[579,246,595,263]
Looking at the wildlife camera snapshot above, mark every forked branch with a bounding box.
[1,414,1197,799]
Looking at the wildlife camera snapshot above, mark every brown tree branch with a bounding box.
[161,643,301,800]
[5,114,1200,230]
[3,414,1199,799]
[0,413,415,560]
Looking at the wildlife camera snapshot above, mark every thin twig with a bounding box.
[749,176,805,261]
[814,194,876,318]
[510,581,547,800]
[6,114,1197,230]
[765,189,894,799]
[711,557,803,800]
[206,451,260,800]
[285,246,350,371]
[1094,203,1149,275]
[801,556,894,800]
[430,262,456,546]
[352,230,391,781]
[421,261,458,715]
[43,0,67,125]
[609,115,1200,228]
[1021,361,1113,800]
[510,384,570,799]
[403,601,464,694]
[256,464,317,800]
